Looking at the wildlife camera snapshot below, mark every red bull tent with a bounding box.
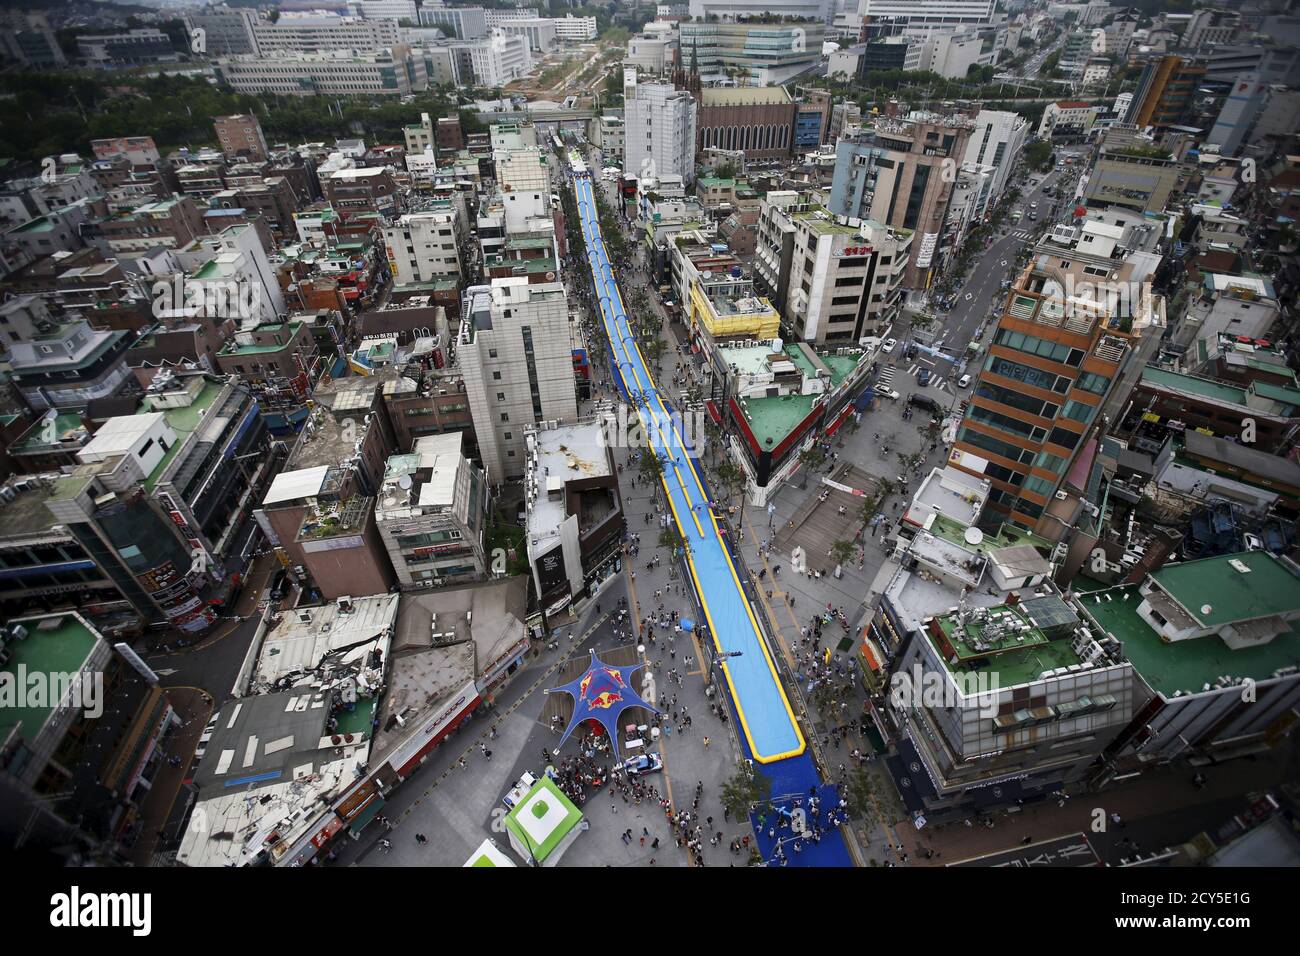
[545,650,659,757]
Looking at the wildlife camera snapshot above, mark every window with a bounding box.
[500,413,509,422]
[1076,372,1110,394]
[1047,426,1081,450]
[1061,399,1096,424]
[493,371,502,380]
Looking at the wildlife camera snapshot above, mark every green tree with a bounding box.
[720,762,773,820]
[831,539,857,567]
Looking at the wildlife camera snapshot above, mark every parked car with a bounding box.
[877,386,901,401]
[908,394,942,413]
[957,373,972,388]
[881,337,898,354]
[269,568,288,601]
[623,752,664,776]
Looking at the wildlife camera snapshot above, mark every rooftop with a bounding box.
[0,614,100,745]
[1078,584,1300,698]
[930,595,1088,688]
[1149,551,1300,628]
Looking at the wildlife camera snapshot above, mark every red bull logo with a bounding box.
[580,667,627,710]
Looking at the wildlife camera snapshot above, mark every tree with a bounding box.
[720,762,772,820]
[831,539,857,568]
[715,460,745,504]
[659,523,686,555]
[799,447,826,471]
[842,767,879,825]
[639,450,665,497]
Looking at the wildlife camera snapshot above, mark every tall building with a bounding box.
[961,108,1028,201]
[691,83,799,162]
[1207,73,1271,155]
[183,6,260,56]
[0,12,68,67]
[827,110,974,288]
[949,221,1165,537]
[215,47,429,96]
[418,4,489,39]
[678,19,826,85]
[554,14,599,42]
[213,114,269,162]
[1124,54,1207,127]
[858,0,998,31]
[754,192,913,344]
[624,78,698,186]
[249,13,402,55]
[458,279,578,482]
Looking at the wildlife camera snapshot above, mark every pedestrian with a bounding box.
[702,736,711,748]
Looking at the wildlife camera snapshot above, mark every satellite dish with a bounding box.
[398,475,413,490]
[964,528,984,545]
[1201,604,1213,616]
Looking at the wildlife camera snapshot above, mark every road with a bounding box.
[927,148,1091,365]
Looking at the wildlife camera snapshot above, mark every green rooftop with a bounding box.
[793,205,860,236]
[0,614,100,745]
[1149,551,1300,627]
[219,321,304,356]
[144,380,225,491]
[931,602,1086,688]
[1077,584,1300,697]
[738,392,818,451]
[928,511,1052,556]
[10,411,87,453]
[1141,366,1247,406]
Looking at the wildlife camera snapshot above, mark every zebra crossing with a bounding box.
[877,364,897,388]
[1009,230,1034,242]
[907,363,951,393]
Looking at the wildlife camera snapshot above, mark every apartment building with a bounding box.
[458,279,578,482]
[3,297,134,411]
[1083,145,1180,214]
[213,114,269,163]
[755,194,912,344]
[962,109,1028,202]
[448,33,532,85]
[324,166,400,218]
[554,14,598,42]
[1124,55,1207,127]
[383,209,463,285]
[374,432,489,590]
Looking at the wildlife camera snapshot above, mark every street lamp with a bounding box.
[707,650,742,687]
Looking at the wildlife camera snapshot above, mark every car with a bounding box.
[917,368,932,387]
[269,568,288,601]
[1030,201,1038,209]
[877,386,901,401]
[881,337,898,354]
[623,752,664,777]
[957,373,972,388]
[908,393,942,413]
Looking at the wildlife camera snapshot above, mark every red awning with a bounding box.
[825,406,853,437]
[705,399,722,425]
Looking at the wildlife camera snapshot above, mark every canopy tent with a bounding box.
[464,838,516,867]
[544,649,659,758]
[503,776,584,867]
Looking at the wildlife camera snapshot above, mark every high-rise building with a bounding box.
[688,0,830,21]
[961,108,1028,201]
[1207,73,1271,155]
[827,110,973,288]
[417,4,489,39]
[624,79,698,186]
[458,279,578,482]
[857,0,998,31]
[183,6,260,56]
[949,221,1165,537]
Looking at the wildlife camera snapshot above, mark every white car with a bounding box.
[957,373,971,388]
[877,386,901,401]
[881,337,898,354]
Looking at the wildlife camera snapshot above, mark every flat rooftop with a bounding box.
[0,614,100,744]
[1148,551,1300,628]
[527,421,611,543]
[931,597,1088,688]
[1077,584,1300,697]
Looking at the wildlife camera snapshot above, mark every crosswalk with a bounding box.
[906,363,951,393]
[1009,230,1034,242]
[877,365,897,389]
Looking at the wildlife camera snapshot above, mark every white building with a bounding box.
[554,14,598,42]
[347,0,419,20]
[374,433,490,589]
[961,108,1028,203]
[858,0,998,29]
[249,13,401,54]
[215,48,427,96]
[1037,100,1101,139]
[383,209,463,285]
[624,78,698,187]
[418,4,489,39]
[489,17,556,53]
[458,279,578,482]
[450,33,532,85]
[755,192,913,344]
[626,21,678,73]
[496,147,551,232]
